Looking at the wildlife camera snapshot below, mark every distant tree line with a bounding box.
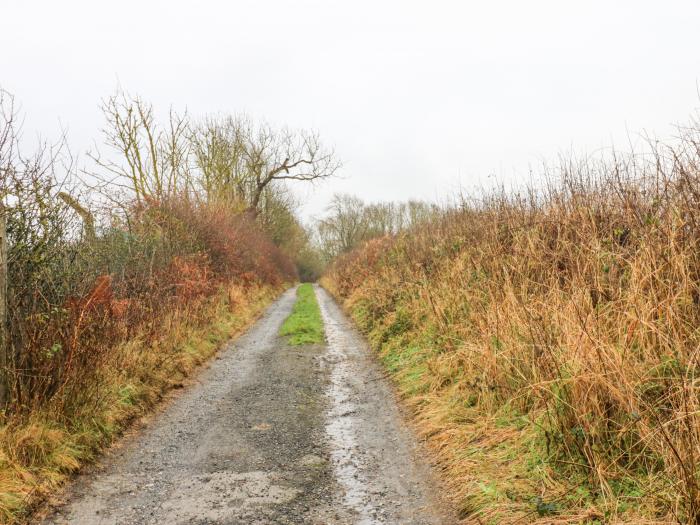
[315,193,441,260]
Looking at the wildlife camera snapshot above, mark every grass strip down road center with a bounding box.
[279,284,324,345]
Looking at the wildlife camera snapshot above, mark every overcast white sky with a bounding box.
[3,0,700,220]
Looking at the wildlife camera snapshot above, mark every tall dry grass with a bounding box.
[323,123,700,523]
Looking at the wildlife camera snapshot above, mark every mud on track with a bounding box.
[41,286,455,525]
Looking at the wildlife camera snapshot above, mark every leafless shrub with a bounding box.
[0,89,335,416]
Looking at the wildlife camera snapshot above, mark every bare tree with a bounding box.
[88,92,191,204]
[190,117,339,214]
[189,116,246,205]
[243,123,339,214]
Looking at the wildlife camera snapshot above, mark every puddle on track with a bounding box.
[321,305,380,525]
[316,284,453,525]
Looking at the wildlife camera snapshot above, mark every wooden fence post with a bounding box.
[0,206,7,408]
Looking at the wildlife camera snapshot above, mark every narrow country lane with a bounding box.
[42,286,454,525]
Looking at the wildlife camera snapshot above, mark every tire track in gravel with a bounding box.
[41,285,455,525]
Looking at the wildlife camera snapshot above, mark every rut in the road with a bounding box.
[43,285,454,525]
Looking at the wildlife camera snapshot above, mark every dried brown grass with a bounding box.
[323,123,700,523]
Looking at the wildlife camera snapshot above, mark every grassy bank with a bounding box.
[322,131,700,523]
[279,284,324,345]
[322,239,668,523]
[0,283,281,524]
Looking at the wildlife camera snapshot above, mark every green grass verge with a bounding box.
[279,284,324,345]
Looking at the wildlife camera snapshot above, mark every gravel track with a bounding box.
[41,285,454,525]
